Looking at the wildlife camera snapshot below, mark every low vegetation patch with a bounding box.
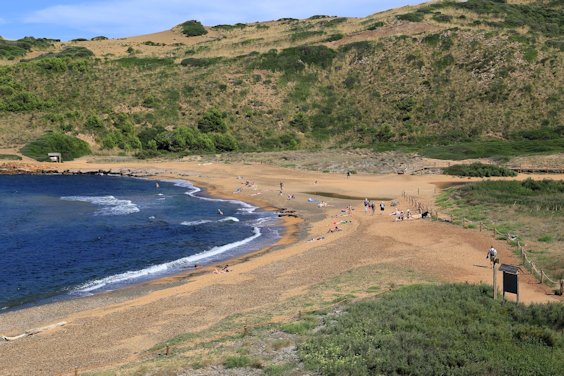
[255,45,336,75]
[114,57,174,69]
[0,37,56,60]
[457,179,564,215]
[20,132,91,161]
[0,154,22,160]
[300,284,564,376]
[444,163,517,177]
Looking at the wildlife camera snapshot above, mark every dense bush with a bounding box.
[0,90,52,111]
[180,20,208,37]
[300,284,564,376]
[197,108,228,133]
[91,36,108,41]
[20,132,91,161]
[444,163,517,177]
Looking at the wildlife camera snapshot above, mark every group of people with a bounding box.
[363,199,386,215]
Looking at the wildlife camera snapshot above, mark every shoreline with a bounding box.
[1,158,561,376]
[0,172,301,315]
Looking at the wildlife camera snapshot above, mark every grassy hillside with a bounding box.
[0,0,562,158]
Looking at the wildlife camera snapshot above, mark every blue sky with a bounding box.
[1,0,427,41]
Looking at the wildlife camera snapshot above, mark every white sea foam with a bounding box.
[60,196,140,216]
[219,216,239,223]
[172,180,258,214]
[72,227,262,294]
[181,219,213,226]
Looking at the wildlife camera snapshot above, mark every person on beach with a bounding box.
[364,198,369,214]
[370,201,376,215]
[380,201,385,215]
[486,246,497,263]
[347,171,351,178]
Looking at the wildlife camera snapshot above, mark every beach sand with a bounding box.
[0,159,561,375]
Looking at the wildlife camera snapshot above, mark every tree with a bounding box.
[197,108,228,133]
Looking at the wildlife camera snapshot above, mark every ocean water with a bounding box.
[0,175,280,311]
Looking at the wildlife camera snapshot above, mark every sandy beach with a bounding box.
[0,158,562,376]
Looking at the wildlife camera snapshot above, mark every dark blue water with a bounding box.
[0,175,280,311]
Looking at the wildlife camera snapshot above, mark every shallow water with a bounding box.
[0,175,280,310]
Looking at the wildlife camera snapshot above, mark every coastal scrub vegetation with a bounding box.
[437,179,564,278]
[300,284,564,376]
[444,163,517,177]
[0,0,562,157]
[20,132,91,161]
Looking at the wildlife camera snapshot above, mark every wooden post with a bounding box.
[493,227,496,238]
[493,262,497,300]
[540,270,544,284]
[479,222,482,232]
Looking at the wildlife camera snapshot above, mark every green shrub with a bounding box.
[396,12,425,22]
[432,13,453,23]
[0,91,52,111]
[322,17,348,28]
[115,57,174,69]
[255,45,336,75]
[211,133,238,151]
[91,36,108,41]
[33,46,94,60]
[180,20,208,37]
[300,284,564,376]
[444,163,517,177]
[20,132,91,161]
[523,47,538,63]
[212,23,247,31]
[0,154,22,160]
[290,30,325,42]
[197,108,228,133]
[367,21,384,30]
[223,355,261,369]
[0,37,57,60]
[180,57,222,67]
[324,33,344,42]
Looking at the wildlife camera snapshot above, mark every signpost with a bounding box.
[499,264,519,303]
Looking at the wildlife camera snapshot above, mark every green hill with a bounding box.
[0,0,562,159]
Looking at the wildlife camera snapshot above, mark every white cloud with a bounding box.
[23,0,424,38]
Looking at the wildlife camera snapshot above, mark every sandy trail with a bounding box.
[0,160,561,376]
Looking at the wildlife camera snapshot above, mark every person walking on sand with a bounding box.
[370,201,376,215]
[486,246,497,264]
[363,198,369,214]
[380,201,385,215]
